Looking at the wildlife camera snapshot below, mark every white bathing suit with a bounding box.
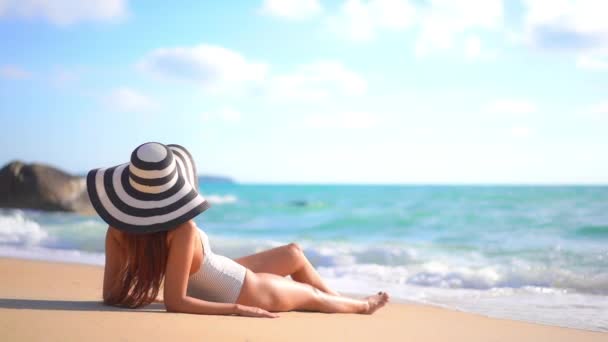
[187,228,247,303]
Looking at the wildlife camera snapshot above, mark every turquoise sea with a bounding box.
[1,184,607,331]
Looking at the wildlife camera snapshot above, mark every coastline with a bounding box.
[1,257,605,341]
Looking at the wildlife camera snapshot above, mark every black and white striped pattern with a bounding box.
[86,142,210,234]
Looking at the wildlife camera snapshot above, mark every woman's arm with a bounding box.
[103,227,124,301]
[163,221,277,318]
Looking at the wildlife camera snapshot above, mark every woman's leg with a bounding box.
[235,243,340,296]
[237,272,388,314]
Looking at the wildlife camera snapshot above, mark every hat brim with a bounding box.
[86,144,210,234]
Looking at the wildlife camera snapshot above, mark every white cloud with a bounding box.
[328,0,501,58]
[590,102,608,115]
[329,0,417,41]
[138,44,268,94]
[486,99,537,116]
[510,125,533,138]
[105,87,157,113]
[492,0,608,69]
[583,101,608,118]
[576,51,608,71]
[521,0,608,71]
[202,107,242,123]
[267,61,367,100]
[0,0,127,26]
[139,44,366,101]
[415,0,503,57]
[260,0,322,20]
[0,65,31,80]
[521,0,608,66]
[464,35,482,60]
[303,111,377,129]
[522,0,608,42]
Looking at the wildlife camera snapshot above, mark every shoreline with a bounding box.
[1,257,605,341]
[1,251,607,333]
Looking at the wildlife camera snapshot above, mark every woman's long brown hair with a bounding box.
[104,230,169,308]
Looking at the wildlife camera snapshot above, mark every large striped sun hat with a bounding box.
[86,142,210,234]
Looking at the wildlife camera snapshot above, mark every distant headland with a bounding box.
[0,161,234,214]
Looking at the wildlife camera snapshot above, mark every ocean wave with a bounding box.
[575,225,608,238]
[0,210,48,245]
[1,209,607,295]
[205,194,238,204]
[317,261,608,295]
[210,238,608,295]
[303,244,418,267]
[0,245,104,265]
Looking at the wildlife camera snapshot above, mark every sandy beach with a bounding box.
[0,258,604,341]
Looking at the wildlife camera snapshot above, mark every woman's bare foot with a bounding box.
[362,291,389,314]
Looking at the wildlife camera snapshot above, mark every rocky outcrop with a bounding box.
[0,161,94,214]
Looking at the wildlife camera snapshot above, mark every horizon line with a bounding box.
[202,180,608,187]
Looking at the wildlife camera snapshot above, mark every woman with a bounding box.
[88,142,389,318]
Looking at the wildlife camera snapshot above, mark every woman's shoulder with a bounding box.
[166,220,199,245]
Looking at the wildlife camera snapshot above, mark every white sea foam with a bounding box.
[1,213,605,297]
[0,210,48,245]
[0,245,104,265]
[205,194,238,204]
[211,238,608,296]
[0,209,606,331]
[321,272,608,332]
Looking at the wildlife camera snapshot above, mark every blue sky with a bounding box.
[0,0,607,184]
